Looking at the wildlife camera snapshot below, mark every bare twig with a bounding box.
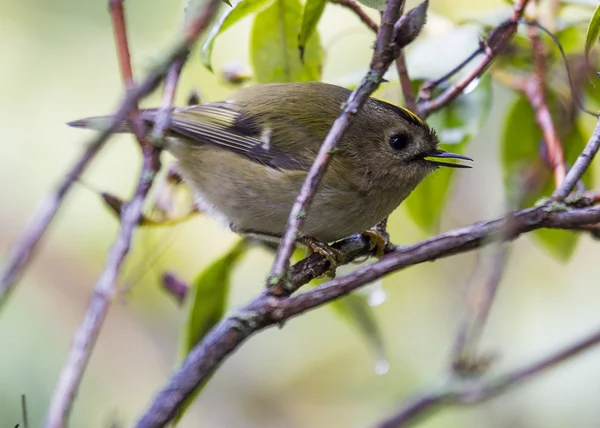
[554,117,600,199]
[396,51,417,112]
[44,154,159,428]
[378,326,600,427]
[417,0,531,118]
[0,0,222,308]
[43,3,161,426]
[21,395,29,428]
[43,0,221,426]
[0,141,106,307]
[268,0,426,294]
[329,0,379,33]
[152,59,183,139]
[526,16,566,188]
[110,0,148,145]
[134,201,600,427]
[451,238,509,375]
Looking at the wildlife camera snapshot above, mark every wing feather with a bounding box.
[151,102,305,170]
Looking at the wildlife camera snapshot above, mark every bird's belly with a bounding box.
[173,145,402,243]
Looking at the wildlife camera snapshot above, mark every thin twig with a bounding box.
[43,2,161,426]
[134,201,600,427]
[526,15,566,187]
[329,0,379,33]
[110,0,148,145]
[451,178,537,376]
[44,155,159,428]
[417,0,531,118]
[396,51,417,112]
[152,59,184,139]
[268,0,423,294]
[21,395,29,428]
[378,325,600,427]
[451,238,509,375]
[0,0,222,308]
[553,113,600,199]
[0,141,105,307]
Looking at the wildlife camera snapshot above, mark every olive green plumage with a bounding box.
[69,81,470,243]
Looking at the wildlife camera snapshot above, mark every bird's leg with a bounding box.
[235,229,343,277]
[298,237,345,278]
[361,218,393,258]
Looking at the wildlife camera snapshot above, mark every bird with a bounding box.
[69,81,471,260]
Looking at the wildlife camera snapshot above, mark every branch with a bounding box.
[268,0,427,294]
[43,3,160,427]
[417,0,531,118]
[526,15,566,188]
[43,1,220,426]
[134,201,600,427]
[554,116,600,199]
[0,0,222,308]
[378,325,600,427]
[451,227,510,375]
[396,50,417,112]
[44,151,160,428]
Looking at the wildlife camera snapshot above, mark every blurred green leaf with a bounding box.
[251,0,323,83]
[298,0,326,60]
[585,3,600,59]
[501,95,592,261]
[179,239,248,358]
[200,0,275,71]
[405,74,492,232]
[556,25,587,55]
[175,239,248,423]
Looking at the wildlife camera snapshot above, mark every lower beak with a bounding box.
[424,149,473,169]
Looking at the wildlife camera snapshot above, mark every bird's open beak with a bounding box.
[424,149,473,169]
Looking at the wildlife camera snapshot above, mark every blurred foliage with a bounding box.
[406,74,492,232]
[250,0,323,82]
[175,238,248,423]
[585,2,600,59]
[298,0,327,59]
[200,0,275,71]
[3,0,600,427]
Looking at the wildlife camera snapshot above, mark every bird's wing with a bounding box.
[153,102,306,170]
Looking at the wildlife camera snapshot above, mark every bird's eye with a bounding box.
[389,132,410,151]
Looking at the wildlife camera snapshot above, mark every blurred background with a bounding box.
[2,0,600,426]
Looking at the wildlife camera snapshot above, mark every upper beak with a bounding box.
[424,149,473,169]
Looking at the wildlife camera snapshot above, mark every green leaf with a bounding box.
[298,0,326,60]
[405,74,492,232]
[250,0,323,83]
[174,239,248,423]
[501,95,592,261]
[585,3,600,59]
[200,0,276,71]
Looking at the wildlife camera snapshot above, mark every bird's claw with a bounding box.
[299,237,344,278]
[362,225,392,258]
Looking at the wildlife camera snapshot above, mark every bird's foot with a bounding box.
[362,222,392,258]
[299,237,344,278]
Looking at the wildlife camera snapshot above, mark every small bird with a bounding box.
[69,82,471,256]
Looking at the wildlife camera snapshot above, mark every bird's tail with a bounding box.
[67,115,133,133]
[67,109,160,133]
